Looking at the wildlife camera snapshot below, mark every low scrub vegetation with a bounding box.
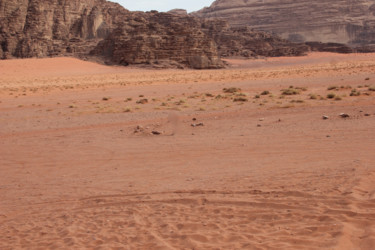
[281,87,301,95]
[223,87,241,93]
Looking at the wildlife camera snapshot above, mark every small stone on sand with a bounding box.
[191,123,204,127]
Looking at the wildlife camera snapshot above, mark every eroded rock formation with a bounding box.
[0,0,127,58]
[0,0,309,68]
[201,20,308,58]
[194,0,375,46]
[91,11,223,69]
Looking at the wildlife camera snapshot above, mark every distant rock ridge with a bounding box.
[200,20,309,58]
[167,9,188,16]
[0,0,310,68]
[193,0,375,47]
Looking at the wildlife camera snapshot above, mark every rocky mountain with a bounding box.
[0,0,309,68]
[194,0,375,46]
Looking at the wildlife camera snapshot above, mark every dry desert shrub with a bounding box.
[281,87,301,95]
[188,94,200,99]
[327,93,336,99]
[136,99,148,104]
[335,96,343,101]
[233,97,248,102]
[327,86,339,90]
[290,99,304,103]
[235,92,247,97]
[339,85,352,90]
[223,87,241,93]
[369,86,375,91]
[295,86,308,91]
[175,99,186,105]
[261,90,270,95]
[350,89,361,96]
[281,104,295,108]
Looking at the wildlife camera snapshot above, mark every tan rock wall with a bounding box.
[194,0,375,45]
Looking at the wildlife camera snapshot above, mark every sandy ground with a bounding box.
[0,53,374,249]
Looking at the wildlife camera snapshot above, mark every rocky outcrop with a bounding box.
[194,0,375,46]
[91,14,309,68]
[91,12,223,69]
[0,0,223,68]
[0,0,309,68]
[306,42,354,54]
[0,0,128,58]
[201,20,308,58]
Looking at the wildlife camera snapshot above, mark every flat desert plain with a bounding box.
[0,53,374,249]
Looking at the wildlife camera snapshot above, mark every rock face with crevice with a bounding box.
[194,0,375,46]
[0,0,127,58]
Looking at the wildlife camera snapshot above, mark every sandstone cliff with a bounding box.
[0,0,309,68]
[91,11,223,69]
[200,20,308,58]
[194,0,375,46]
[0,0,127,58]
